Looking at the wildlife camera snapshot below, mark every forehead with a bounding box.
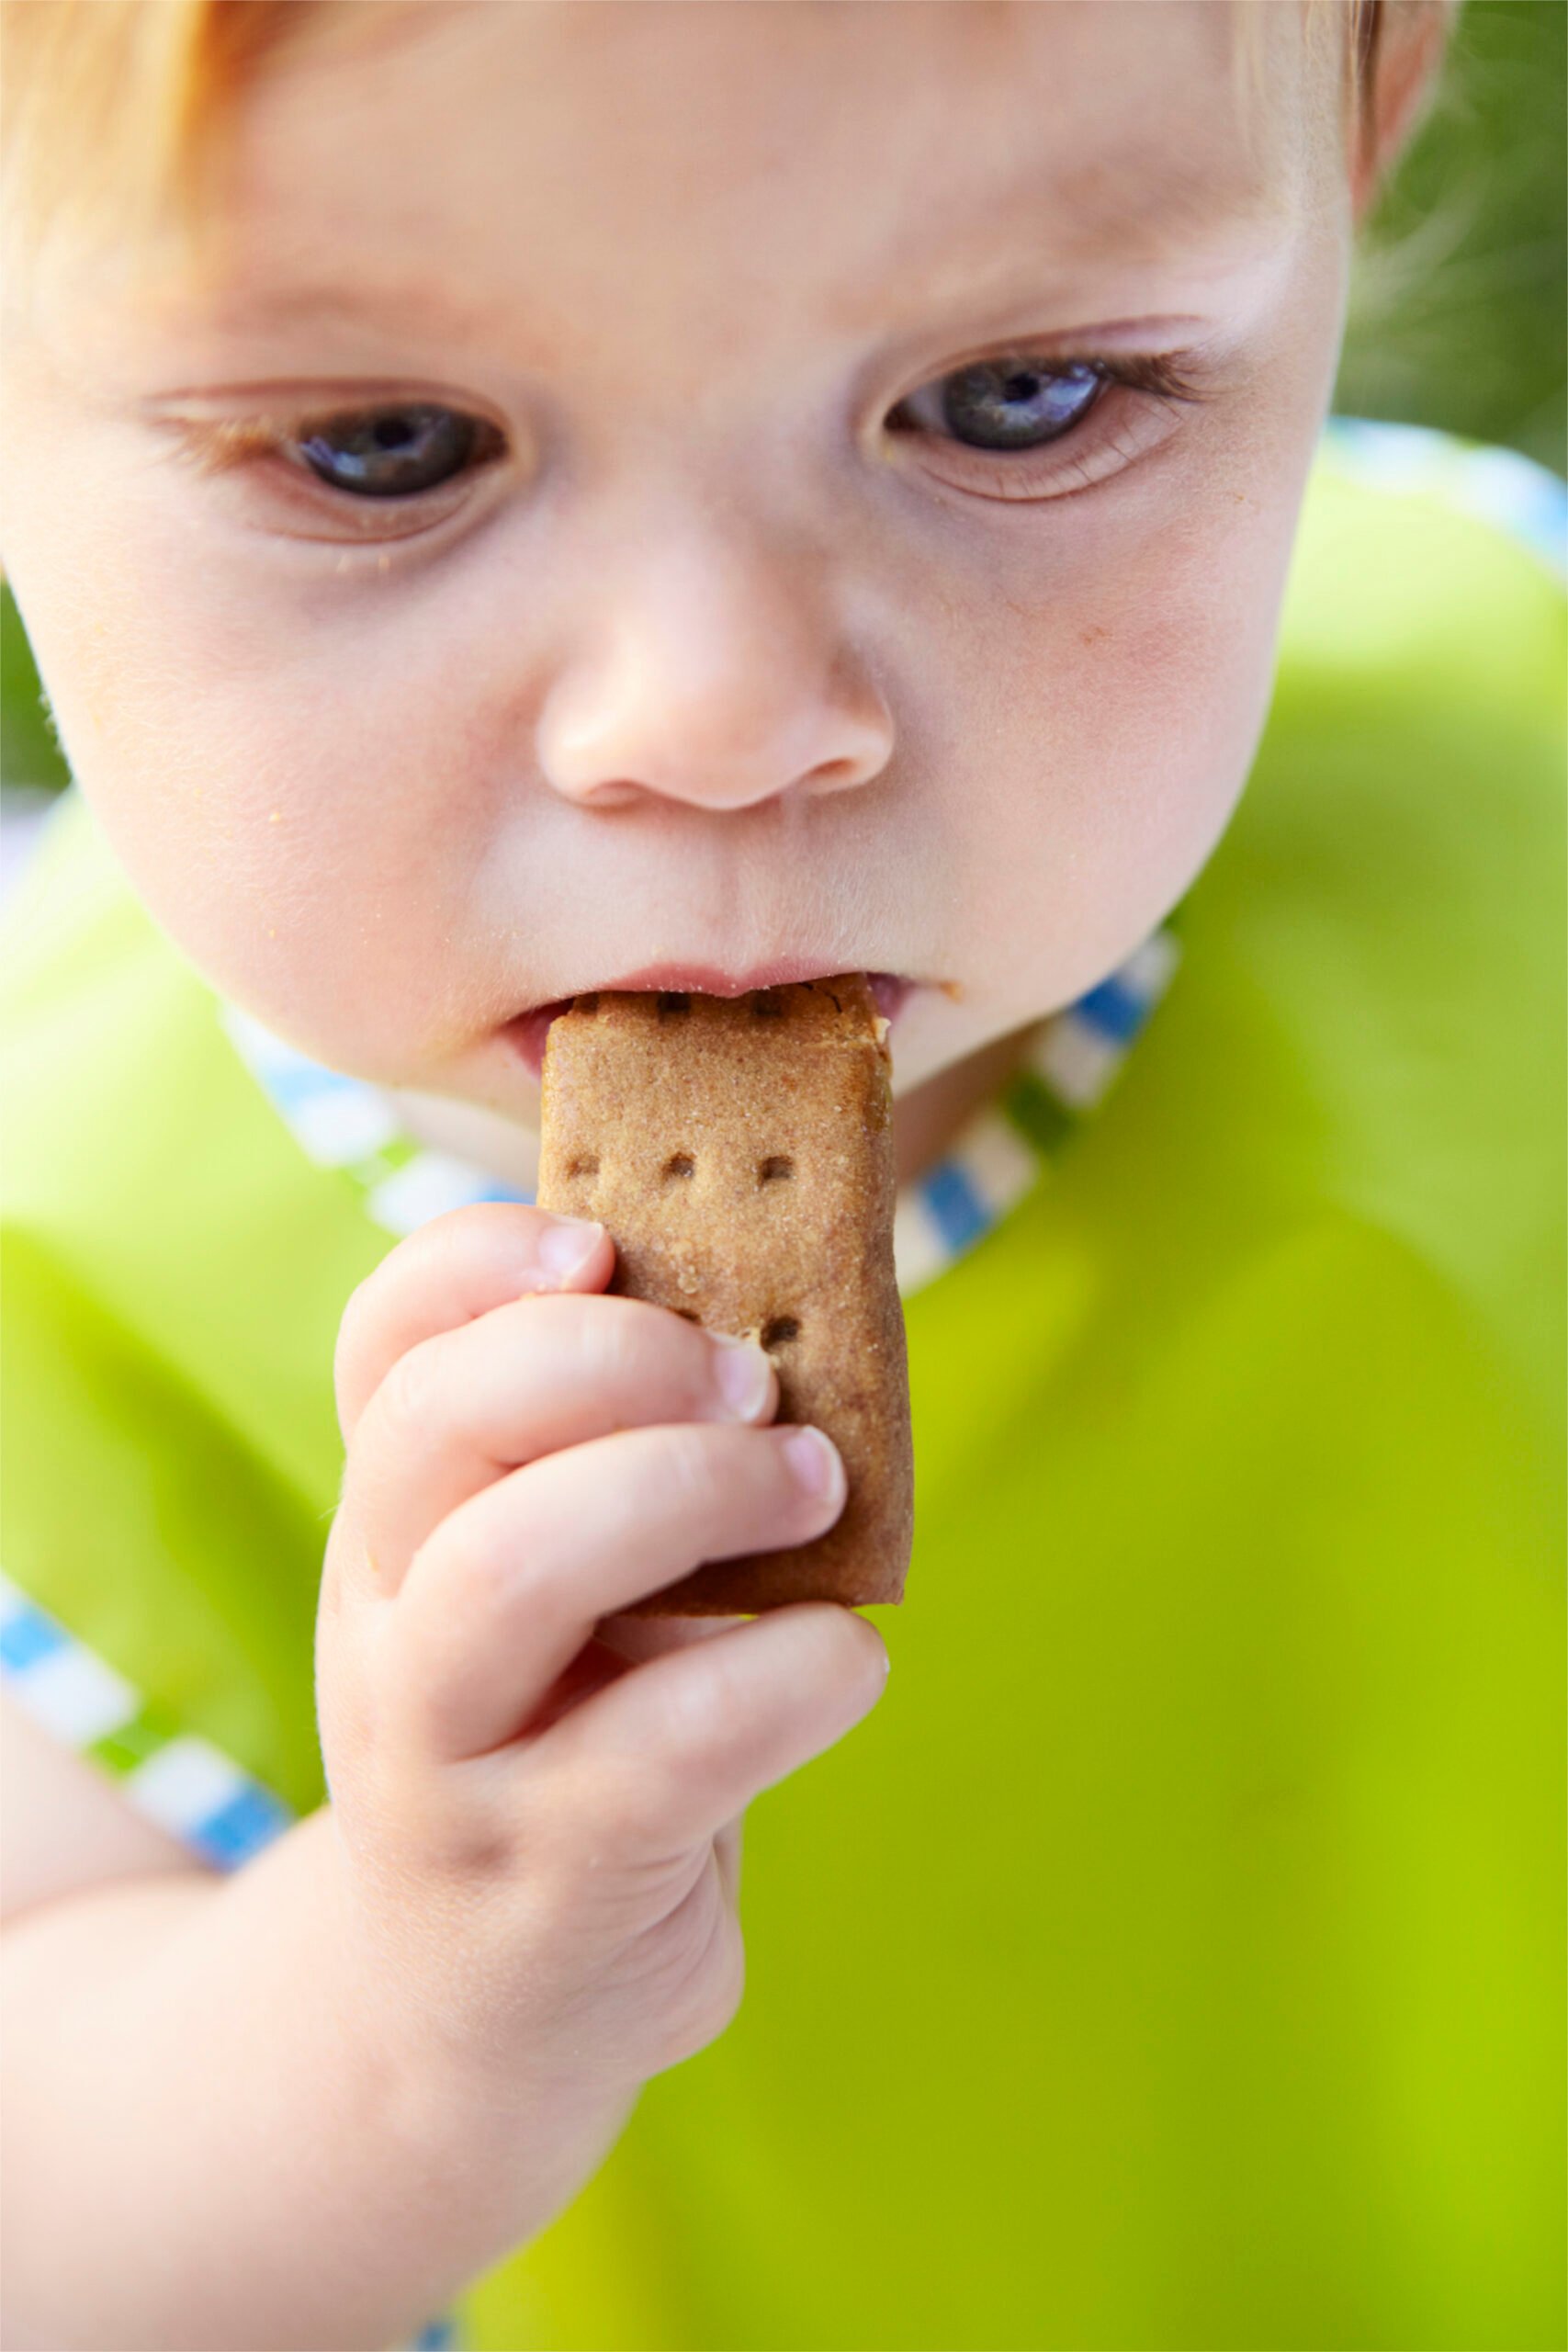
[183,0,1320,354]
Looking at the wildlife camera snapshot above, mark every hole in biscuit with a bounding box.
[758,1155,795,1184]
[761,1315,800,1349]
[752,991,786,1018]
[657,991,691,1017]
[662,1152,695,1181]
[566,1153,599,1180]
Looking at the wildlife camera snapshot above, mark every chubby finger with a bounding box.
[383,1420,847,1761]
[342,1295,779,1591]
[334,1203,614,1442]
[532,1604,889,1859]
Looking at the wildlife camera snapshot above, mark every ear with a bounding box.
[1348,0,1457,221]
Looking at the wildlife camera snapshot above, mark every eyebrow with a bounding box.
[864,148,1289,308]
[189,144,1286,354]
[191,276,502,344]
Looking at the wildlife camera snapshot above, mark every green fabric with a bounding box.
[0,818,386,1816]
[2,448,1562,2349]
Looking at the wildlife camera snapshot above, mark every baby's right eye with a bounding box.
[161,389,516,547]
[294,402,505,498]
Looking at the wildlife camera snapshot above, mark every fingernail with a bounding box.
[536,1217,604,1279]
[710,1332,773,1419]
[783,1425,844,1507]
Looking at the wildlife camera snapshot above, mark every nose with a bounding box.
[536,525,894,813]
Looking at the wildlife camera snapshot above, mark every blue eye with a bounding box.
[297,403,498,498]
[924,359,1105,452]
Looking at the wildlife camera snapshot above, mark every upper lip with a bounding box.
[513,958,894,1016]
[499,961,922,1078]
[583,958,869,999]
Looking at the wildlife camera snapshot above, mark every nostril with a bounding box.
[801,758,861,796]
[570,780,647,811]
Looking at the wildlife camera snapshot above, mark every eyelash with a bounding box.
[166,350,1202,536]
[888,352,1201,503]
[168,407,509,541]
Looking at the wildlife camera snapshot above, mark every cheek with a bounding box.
[12,502,494,1069]
[931,462,1306,1007]
[1077,495,1294,855]
[920,224,1344,1011]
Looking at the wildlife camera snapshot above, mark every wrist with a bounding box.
[309,1807,641,2220]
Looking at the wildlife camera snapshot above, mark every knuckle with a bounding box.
[660,1647,750,1772]
[411,1206,474,1295]
[427,1200,536,1293]
[657,1420,736,1517]
[335,1773,517,1914]
[431,1198,514,1251]
[420,1505,534,1634]
[333,1264,387,1402]
[337,1661,527,1880]
[318,1604,408,1782]
[547,1747,691,1871]
[370,1332,451,1455]
[554,1294,696,1392]
[580,1294,675,1395]
[577,1294,646,1385]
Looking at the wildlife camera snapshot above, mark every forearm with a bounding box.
[0,1805,637,2351]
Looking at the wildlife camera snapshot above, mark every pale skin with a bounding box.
[0,5,1444,2344]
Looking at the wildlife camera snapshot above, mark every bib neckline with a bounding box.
[220,932,1178,1300]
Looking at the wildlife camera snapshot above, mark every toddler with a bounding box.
[1,3,1562,2346]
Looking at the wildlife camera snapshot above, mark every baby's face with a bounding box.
[2,0,1349,1118]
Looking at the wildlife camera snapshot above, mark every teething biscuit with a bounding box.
[536,976,913,1613]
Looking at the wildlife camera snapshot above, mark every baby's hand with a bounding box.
[315,1204,888,2107]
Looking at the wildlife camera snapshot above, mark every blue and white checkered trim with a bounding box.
[0,1568,295,1871]
[1323,418,1567,579]
[220,1004,530,1235]
[222,929,1179,1303]
[26,950,1185,2352]
[892,931,1179,1292]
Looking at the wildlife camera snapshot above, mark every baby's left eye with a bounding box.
[883,347,1197,504]
[293,402,502,497]
[891,359,1106,453]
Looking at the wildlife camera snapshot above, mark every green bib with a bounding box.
[3,425,1562,2350]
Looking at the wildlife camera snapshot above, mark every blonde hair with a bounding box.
[2,0,279,272]
[0,0,1445,287]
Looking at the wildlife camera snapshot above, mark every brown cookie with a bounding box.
[536,976,913,1612]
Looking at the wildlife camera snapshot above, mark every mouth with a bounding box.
[502,963,919,1078]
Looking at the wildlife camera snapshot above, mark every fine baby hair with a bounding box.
[2,4,1560,2350]
[2,1,1450,270]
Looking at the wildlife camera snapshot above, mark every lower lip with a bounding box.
[505,971,916,1079]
